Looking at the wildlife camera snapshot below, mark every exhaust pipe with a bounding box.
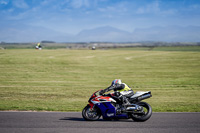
[126,106,137,111]
[126,104,142,112]
[137,94,152,101]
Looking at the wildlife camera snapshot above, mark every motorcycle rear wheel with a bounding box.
[82,105,101,121]
[130,102,152,122]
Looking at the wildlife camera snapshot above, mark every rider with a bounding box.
[100,79,134,105]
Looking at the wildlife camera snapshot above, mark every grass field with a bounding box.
[0,46,200,112]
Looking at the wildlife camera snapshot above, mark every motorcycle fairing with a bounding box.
[95,102,129,119]
[91,96,116,104]
[95,102,116,118]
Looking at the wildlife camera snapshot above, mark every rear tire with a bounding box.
[82,105,101,121]
[130,102,152,122]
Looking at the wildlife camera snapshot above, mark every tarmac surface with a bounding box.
[0,112,200,133]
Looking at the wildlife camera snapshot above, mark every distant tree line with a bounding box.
[0,41,200,49]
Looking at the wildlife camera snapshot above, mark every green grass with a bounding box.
[0,47,200,112]
[116,46,200,51]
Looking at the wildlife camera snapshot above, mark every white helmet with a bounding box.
[111,79,122,86]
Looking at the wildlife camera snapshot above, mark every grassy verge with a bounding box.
[0,47,200,112]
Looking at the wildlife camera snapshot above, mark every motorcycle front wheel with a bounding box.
[82,105,101,121]
[130,102,152,122]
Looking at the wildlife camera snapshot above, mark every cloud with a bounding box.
[135,1,178,16]
[0,0,8,5]
[12,0,29,9]
[70,0,90,8]
[189,4,200,9]
[136,1,160,14]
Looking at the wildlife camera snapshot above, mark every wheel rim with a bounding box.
[132,103,149,118]
[85,107,100,120]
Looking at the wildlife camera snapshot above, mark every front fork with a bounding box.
[88,102,95,111]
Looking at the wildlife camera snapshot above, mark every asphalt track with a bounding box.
[0,112,200,133]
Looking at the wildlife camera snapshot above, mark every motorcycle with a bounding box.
[82,90,152,122]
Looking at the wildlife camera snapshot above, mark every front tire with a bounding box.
[82,105,101,121]
[130,102,152,122]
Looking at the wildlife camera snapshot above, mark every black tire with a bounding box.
[130,102,152,122]
[82,105,101,121]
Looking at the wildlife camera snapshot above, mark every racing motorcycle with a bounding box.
[82,90,152,122]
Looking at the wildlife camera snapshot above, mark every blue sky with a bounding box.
[0,0,200,42]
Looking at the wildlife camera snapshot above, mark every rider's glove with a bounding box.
[99,90,104,95]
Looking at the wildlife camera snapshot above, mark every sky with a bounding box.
[0,0,200,42]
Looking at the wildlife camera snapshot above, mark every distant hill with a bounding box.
[0,24,200,42]
[133,25,200,42]
[0,23,71,42]
[75,25,200,42]
[76,26,132,42]
[41,41,55,43]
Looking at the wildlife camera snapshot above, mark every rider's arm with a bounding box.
[100,85,114,94]
[100,84,125,95]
